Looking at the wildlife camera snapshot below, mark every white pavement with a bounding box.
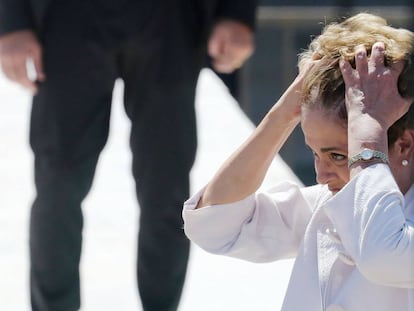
[0,69,300,310]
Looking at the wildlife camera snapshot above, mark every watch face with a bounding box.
[361,149,373,160]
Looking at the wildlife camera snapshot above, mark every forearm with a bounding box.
[198,80,302,208]
[341,44,410,176]
[347,115,389,176]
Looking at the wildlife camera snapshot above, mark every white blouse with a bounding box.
[183,164,414,311]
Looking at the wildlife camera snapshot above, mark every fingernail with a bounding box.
[375,42,385,51]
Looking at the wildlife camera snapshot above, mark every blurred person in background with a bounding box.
[0,1,257,310]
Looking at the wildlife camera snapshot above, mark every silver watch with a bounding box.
[348,148,389,167]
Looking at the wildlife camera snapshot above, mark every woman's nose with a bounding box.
[315,160,334,184]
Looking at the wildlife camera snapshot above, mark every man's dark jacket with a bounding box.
[0,0,257,37]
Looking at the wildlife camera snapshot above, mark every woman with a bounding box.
[183,13,414,310]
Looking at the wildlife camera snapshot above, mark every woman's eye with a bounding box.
[331,153,346,161]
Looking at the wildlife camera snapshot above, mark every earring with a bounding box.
[402,159,409,166]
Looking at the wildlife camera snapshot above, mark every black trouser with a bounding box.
[29,2,201,310]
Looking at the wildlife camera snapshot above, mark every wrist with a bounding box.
[348,148,389,168]
[348,115,387,142]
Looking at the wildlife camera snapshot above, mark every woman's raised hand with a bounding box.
[340,42,411,130]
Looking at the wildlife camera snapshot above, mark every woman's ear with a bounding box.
[393,129,414,161]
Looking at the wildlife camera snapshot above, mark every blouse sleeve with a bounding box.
[182,181,319,263]
[324,163,414,288]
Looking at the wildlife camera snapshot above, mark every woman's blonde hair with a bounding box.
[299,12,414,144]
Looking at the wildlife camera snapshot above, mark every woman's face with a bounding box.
[301,106,350,194]
[301,105,414,194]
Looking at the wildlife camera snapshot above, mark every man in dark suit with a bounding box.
[0,1,257,310]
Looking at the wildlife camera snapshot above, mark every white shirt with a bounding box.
[183,164,414,311]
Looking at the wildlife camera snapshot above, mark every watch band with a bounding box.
[348,148,389,168]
